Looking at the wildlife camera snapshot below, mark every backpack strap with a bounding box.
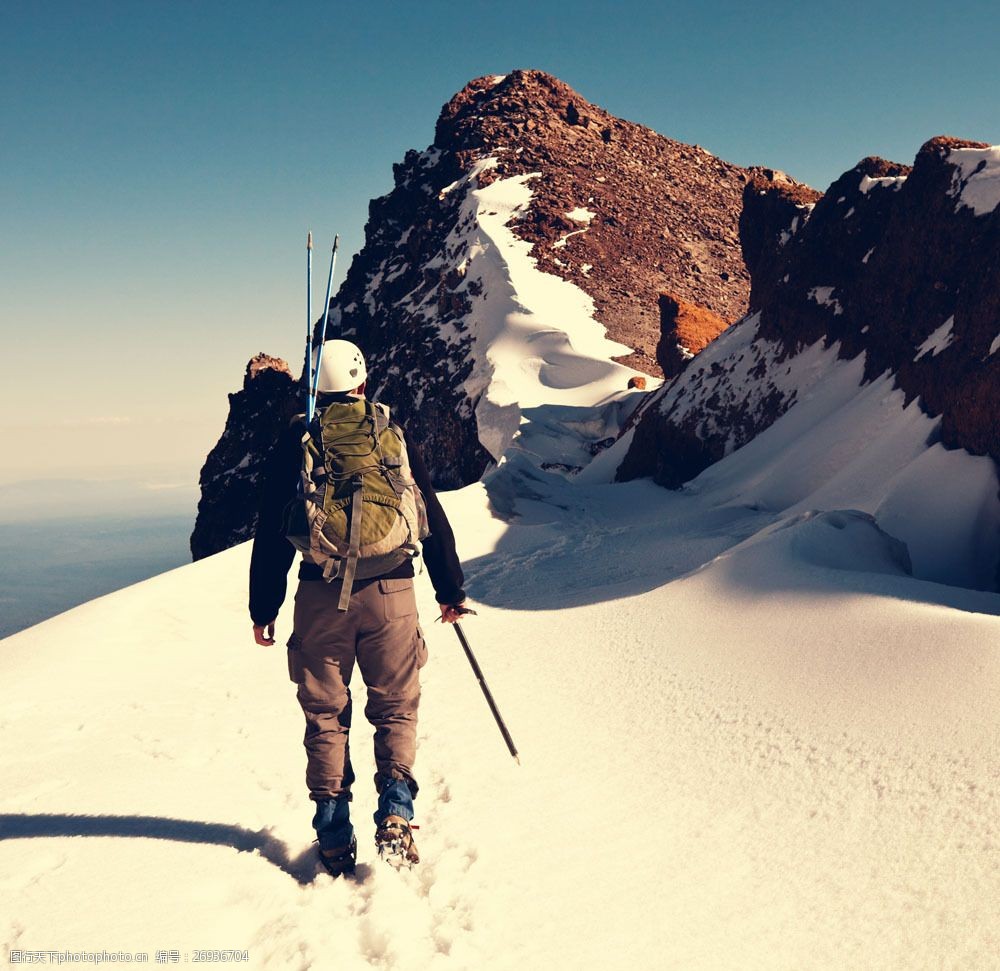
[372,400,391,428]
[297,417,318,499]
[337,474,365,611]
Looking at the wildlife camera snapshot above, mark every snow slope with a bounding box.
[438,158,650,466]
[3,444,999,969]
[613,307,1000,591]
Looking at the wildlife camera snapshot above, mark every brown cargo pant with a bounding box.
[286,576,428,802]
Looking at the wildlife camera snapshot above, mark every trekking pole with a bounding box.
[305,231,314,419]
[453,622,520,764]
[308,235,340,420]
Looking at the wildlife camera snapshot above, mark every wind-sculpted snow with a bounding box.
[439,158,644,465]
[718,509,913,578]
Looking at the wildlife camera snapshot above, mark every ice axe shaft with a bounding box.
[305,231,314,416]
[453,622,520,764]
[308,234,340,422]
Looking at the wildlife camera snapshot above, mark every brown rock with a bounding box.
[655,293,729,378]
[432,69,757,376]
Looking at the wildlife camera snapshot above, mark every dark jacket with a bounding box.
[248,408,466,626]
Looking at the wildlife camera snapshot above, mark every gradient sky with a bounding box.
[2,0,998,485]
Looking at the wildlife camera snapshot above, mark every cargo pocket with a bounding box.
[415,624,428,669]
[378,577,417,621]
[286,632,304,683]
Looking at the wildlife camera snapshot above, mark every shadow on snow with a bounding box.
[466,463,1000,618]
[0,813,369,886]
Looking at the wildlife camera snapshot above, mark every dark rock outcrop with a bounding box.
[739,169,824,311]
[190,354,297,560]
[618,137,1000,563]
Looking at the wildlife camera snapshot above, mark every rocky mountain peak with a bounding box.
[422,67,755,367]
[192,69,791,557]
[190,353,296,560]
[322,68,770,486]
[435,70,613,157]
[243,352,293,388]
[918,134,991,158]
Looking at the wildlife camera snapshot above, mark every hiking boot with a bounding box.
[318,835,357,878]
[375,815,419,869]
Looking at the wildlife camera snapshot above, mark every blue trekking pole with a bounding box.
[305,231,314,417]
[308,235,340,421]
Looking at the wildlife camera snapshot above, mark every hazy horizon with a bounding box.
[0,510,195,639]
[0,472,202,638]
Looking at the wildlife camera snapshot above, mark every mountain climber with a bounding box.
[248,339,467,876]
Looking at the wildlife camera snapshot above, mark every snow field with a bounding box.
[949,144,1000,216]
[686,350,1000,591]
[3,469,998,969]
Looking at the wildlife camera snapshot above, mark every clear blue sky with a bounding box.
[2,0,997,483]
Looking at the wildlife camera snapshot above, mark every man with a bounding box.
[249,339,467,877]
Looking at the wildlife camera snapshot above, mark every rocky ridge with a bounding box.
[617,137,1000,586]
[325,70,758,487]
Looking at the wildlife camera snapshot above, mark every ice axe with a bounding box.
[306,234,340,422]
[451,620,520,764]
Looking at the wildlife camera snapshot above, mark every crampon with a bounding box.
[317,835,357,878]
[375,815,420,870]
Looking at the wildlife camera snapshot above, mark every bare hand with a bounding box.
[439,603,475,624]
[253,622,276,646]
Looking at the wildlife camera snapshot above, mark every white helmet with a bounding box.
[313,339,368,393]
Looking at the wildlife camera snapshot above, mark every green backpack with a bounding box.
[283,398,429,610]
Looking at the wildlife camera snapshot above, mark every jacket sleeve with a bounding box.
[404,427,467,606]
[248,425,301,625]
